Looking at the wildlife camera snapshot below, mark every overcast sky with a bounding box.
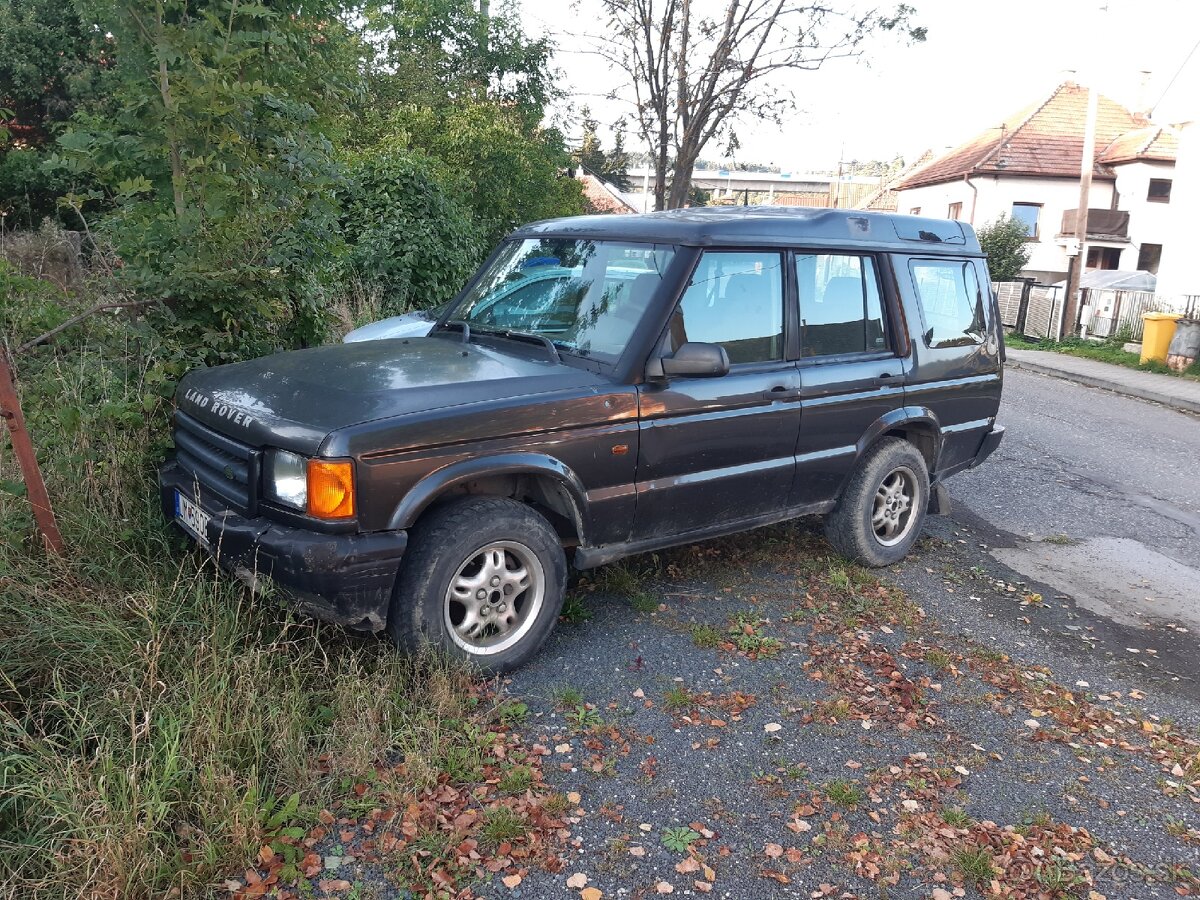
[522,0,1200,172]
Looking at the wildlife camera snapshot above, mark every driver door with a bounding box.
[633,250,802,539]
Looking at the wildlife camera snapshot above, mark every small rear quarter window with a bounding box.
[909,260,986,349]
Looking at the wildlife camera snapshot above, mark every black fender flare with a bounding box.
[386,452,592,542]
[854,405,943,470]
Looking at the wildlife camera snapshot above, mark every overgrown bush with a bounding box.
[339,150,483,314]
[977,214,1032,282]
[388,101,584,246]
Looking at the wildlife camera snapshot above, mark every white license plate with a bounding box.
[175,491,211,546]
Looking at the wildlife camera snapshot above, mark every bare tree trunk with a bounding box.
[654,122,670,211]
[668,150,698,209]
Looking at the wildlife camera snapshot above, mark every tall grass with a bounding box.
[0,289,476,897]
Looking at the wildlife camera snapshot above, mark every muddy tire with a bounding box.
[823,438,929,567]
[387,496,567,673]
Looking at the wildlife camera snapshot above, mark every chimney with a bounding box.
[1135,70,1153,119]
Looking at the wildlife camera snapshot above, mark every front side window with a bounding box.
[796,254,888,358]
[910,259,986,349]
[451,238,676,363]
[667,251,784,364]
[1011,202,1041,237]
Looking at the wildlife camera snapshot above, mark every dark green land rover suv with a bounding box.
[160,207,1005,671]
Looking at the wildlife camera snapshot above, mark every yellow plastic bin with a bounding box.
[1140,312,1184,364]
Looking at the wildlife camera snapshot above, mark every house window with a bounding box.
[1137,243,1163,274]
[909,207,921,215]
[1147,178,1172,203]
[1086,247,1121,270]
[947,202,962,220]
[1011,202,1041,238]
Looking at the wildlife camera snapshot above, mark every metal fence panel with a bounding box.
[1086,290,1200,340]
[1025,286,1062,339]
[993,282,1023,328]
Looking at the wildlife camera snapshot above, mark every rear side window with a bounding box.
[669,251,784,364]
[795,253,888,358]
[909,259,986,348]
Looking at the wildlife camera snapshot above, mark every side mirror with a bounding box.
[658,342,730,378]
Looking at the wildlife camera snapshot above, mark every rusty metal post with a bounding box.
[0,348,65,554]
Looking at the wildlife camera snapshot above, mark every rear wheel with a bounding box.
[387,496,567,673]
[824,438,929,567]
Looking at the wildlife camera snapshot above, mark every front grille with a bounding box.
[173,410,260,515]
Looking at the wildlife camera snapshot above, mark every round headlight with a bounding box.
[266,449,307,510]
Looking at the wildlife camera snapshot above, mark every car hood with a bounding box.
[175,336,607,455]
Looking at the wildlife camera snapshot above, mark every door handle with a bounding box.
[872,373,905,387]
[763,386,803,401]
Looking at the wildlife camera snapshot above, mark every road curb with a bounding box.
[1007,358,1200,415]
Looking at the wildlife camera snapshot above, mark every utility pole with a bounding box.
[1063,83,1099,338]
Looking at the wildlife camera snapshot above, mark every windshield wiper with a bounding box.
[468,325,562,363]
[444,319,471,344]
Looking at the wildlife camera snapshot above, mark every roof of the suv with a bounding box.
[513,206,983,255]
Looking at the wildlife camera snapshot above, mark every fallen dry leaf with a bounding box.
[581,889,603,900]
[656,881,674,894]
[764,722,782,733]
[566,872,588,889]
[502,874,522,889]
[764,843,784,858]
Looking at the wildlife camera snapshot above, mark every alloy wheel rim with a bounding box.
[443,540,545,656]
[872,466,919,547]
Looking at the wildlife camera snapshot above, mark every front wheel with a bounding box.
[387,496,567,673]
[823,438,930,567]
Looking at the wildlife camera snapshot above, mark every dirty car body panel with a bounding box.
[160,207,1005,651]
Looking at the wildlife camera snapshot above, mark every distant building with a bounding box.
[577,172,638,215]
[894,82,1178,284]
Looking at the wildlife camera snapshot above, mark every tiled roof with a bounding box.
[897,83,1149,190]
[578,173,637,215]
[1097,125,1179,164]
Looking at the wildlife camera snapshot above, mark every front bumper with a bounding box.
[159,460,406,631]
[970,424,1005,468]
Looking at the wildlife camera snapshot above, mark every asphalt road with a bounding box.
[951,367,1200,568]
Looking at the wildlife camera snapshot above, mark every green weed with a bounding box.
[953,846,996,883]
[480,806,527,846]
[824,778,864,808]
[661,826,701,853]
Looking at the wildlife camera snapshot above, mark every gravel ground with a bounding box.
[457,514,1199,900]
[270,510,1198,900]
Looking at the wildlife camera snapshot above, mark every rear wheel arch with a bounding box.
[856,408,942,474]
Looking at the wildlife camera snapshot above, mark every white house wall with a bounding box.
[1113,160,1174,268]
[1155,124,1199,297]
[896,176,1116,280]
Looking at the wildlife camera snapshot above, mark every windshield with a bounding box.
[447,238,676,363]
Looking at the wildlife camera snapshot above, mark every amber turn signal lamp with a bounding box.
[307,459,355,519]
